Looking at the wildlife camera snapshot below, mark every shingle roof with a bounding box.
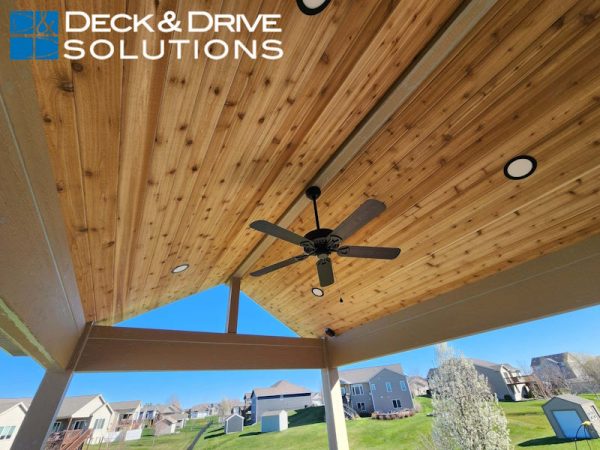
[7,395,106,419]
[339,364,404,384]
[253,380,311,397]
[469,358,518,372]
[547,394,594,406]
[110,400,141,412]
[0,399,28,415]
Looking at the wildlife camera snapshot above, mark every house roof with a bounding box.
[110,400,141,412]
[226,413,244,421]
[158,416,178,424]
[0,399,28,415]
[253,380,311,397]
[408,376,429,387]
[531,352,577,367]
[339,364,404,384]
[56,395,104,419]
[545,394,594,406]
[469,358,518,372]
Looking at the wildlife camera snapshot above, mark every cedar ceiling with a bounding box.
[21,0,600,336]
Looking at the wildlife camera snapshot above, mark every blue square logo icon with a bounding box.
[9,10,59,60]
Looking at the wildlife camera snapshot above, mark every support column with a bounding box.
[12,369,72,450]
[321,367,349,450]
[226,277,241,333]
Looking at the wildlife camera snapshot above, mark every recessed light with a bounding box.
[311,287,324,297]
[171,264,189,273]
[504,155,537,180]
[296,0,331,15]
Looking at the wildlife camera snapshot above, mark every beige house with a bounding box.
[109,400,142,431]
[46,395,114,444]
[0,400,27,450]
[470,359,533,401]
[531,352,595,393]
[154,416,177,436]
[408,376,429,397]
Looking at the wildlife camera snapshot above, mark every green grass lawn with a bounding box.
[87,418,210,449]
[198,396,600,450]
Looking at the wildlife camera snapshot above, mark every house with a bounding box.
[250,381,313,423]
[46,395,114,444]
[408,376,429,397]
[154,416,178,436]
[531,352,593,393]
[109,400,141,431]
[137,403,182,425]
[470,359,533,401]
[0,400,28,450]
[542,394,600,439]
[339,364,414,414]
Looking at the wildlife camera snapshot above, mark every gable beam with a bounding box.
[74,326,325,372]
[325,235,600,367]
[226,277,241,333]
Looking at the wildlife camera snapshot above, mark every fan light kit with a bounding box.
[171,264,189,273]
[504,155,537,180]
[296,0,331,15]
[249,186,401,287]
[311,287,324,297]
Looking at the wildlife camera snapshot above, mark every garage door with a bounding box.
[552,410,591,439]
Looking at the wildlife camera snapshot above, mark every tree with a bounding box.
[573,354,600,399]
[219,397,234,418]
[168,394,181,408]
[429,344,511,450]
[534,363,570,396]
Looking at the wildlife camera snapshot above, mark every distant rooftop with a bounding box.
[340,364,404,384]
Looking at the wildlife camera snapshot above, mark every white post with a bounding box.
[321,367,349,450]
[12,369,72,450]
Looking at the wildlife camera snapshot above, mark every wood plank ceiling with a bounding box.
[20,0,600,336]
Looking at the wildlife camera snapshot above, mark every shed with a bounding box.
[261,410,288,433]
[153,416,177,436]
[542,395,600,439]
[224,414,244,434]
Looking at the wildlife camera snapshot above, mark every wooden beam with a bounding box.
[226,277,241,334]
[232,0,497,278]
[74,326,325,372]
[0,2,85,369]
[326,234,600,367]
[12,369,73,450]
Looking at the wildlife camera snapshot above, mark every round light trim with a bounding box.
[171,264,189,273]
[296,0,331,15]
[504,155,537,180]
[311,287,324,297]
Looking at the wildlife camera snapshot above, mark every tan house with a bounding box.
[470,359,533,401]
[109,400,142,431]
[46,395,114,445]
[154,416,178,436]
[408,376,429,397]
[0,400,27,450]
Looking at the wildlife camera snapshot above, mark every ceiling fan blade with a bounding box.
[250,220,312,248]
[316,257,334,287]
[250,255,308,277]
[330,199,386,241]
[337,245,400,260]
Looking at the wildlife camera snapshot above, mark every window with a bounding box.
[351,384,364,395]
[93,418,105,430]
[356,402,366,411]
[72,420,87,430]
[341,387,346,395]
[0,426,16,440]
[385,382,392,392]
[392,399,402,408]
[400,380,407,391]
[51,422,62,433]
[370,383,376,392]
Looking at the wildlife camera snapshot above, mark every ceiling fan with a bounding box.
[249,186,400,287]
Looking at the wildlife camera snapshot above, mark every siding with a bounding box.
[369,369,414,413]
[0,405,26,450]
[251,394,312,423]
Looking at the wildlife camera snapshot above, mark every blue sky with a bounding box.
[1,285,599,407]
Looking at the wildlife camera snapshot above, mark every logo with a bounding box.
[10,11,59,60]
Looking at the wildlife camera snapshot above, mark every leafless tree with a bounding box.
[218,398,234,418]
[573,354,600,399]
[534,364,570,396]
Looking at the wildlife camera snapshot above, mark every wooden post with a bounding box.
[321,366,349,450]
[226,277,241,334]
[12,369,72,450]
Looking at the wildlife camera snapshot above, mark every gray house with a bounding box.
[531,352,593,393]
[250,380,313,423]
[339,364,414,414]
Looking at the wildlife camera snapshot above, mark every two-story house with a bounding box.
[339,364,414,414]
[531,352,594,393]
[471,359,533,401]
[250,380,313,423]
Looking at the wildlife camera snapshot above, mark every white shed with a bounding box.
[542,394,600,439]
[224,413,244,434]
[261,410,288,433]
